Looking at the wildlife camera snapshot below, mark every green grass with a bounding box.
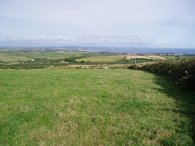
[0,69,194,145]
[0,54,30,62]
[22,51,83,59]
[0,50,94,68]
[0,50,87,63]
[76,55,124,63]
[0,50,160,69]
[165,56,178,60]
[0,54,18,62]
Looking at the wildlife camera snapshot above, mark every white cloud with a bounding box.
[0,0,195,47]
[0,34,153,44]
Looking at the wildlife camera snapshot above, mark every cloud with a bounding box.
[0,34,156,46]
[1,0,194,24]
[0,0,195,47]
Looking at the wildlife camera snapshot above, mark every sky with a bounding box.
[0,0,195,48]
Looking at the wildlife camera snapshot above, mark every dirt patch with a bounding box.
[126,55,166,60]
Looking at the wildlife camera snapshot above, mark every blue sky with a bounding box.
[0,0,195,47]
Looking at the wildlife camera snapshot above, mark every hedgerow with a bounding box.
[128,59,195,90]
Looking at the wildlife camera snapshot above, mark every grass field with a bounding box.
[0,50,84,63]
[0,69,194,145]
[0,49,163,69]
[76,55,124,63]
[76,55,165,64]
[0,54,30,63]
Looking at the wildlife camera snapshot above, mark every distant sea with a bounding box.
[64,47,195,55]
[1,46,195,54]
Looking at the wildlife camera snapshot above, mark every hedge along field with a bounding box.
[129,59,195,90]
[0,69,195,145]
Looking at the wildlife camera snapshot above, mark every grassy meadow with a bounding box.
[0,49,164,69]
[1,69,195,145]
[76,55,124,63]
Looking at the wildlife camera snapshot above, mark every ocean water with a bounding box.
[73,47,195,54]
[1,46,195,54]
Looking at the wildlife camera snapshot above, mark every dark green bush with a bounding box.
[129,59,195,90]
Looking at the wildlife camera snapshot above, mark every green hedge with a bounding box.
[128,59,195,90]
